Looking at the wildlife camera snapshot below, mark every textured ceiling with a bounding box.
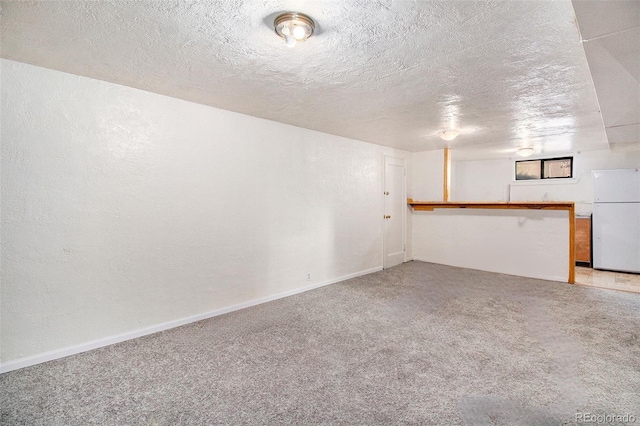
[1,0,614,159]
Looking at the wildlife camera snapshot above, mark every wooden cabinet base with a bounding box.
[575,217,591,265]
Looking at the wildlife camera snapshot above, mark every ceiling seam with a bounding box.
[581,24,640,43]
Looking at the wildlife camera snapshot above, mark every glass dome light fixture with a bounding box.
[274,12,315,48]
[439,129,460,141]
[517,147,534,157]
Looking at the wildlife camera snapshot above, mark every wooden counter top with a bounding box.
[407,199,574,211]
[407,198,576,284]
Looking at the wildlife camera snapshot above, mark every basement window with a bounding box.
[515,157,573,180]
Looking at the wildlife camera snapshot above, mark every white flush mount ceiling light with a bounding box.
[274,12,315,48]
[517,147,535,157]
[439,129,460,141]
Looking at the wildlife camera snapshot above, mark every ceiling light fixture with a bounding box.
[274,12,315,48]
[517,147,534,157]
[439,129,460,141]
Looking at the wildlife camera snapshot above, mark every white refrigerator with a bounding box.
[592,169,640,273]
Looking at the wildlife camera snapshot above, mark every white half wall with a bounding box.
[1,60,410,368]
[412,209,569,282]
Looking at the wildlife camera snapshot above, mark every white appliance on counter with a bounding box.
[592,169,640,273]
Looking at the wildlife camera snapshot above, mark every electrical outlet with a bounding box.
[306,273,311,281]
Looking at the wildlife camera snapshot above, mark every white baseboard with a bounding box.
[0,266,382,374]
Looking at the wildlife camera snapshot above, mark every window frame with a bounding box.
[515,156,573,181]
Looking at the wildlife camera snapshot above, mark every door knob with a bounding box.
[384,215,391,219]
[384,191,389,195]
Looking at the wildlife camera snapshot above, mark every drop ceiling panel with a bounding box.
[573,0,640,150]
[606,124,640,146]
[582,26,640,124]
[1,0,610,158]
[571,0,640,40]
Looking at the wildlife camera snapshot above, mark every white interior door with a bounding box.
[383,156,406,269]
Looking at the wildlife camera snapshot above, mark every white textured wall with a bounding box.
[451,158,513,201]
[411,150,444,201]
[452,150,640,215]
[1,60,409,366]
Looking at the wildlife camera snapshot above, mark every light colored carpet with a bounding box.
[1,261,639,425]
